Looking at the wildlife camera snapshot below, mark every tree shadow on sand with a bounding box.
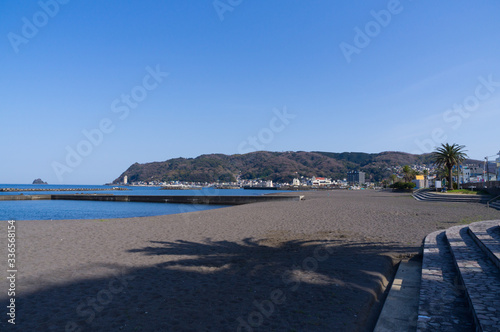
[1,238,414,332]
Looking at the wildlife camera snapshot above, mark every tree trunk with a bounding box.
[448,166,453,190]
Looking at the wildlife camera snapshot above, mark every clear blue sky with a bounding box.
[1,1,499,184]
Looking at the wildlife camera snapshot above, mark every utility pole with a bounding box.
[487,157,490,187]
[458,163,462,189]
[484,158,487,183]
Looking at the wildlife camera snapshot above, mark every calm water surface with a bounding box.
[0,184,273,221]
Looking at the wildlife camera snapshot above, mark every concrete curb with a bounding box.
[374,260,421,332]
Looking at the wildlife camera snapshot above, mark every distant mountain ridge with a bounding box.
[113,151,449,184]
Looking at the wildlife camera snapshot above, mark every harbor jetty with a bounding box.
[0,187,129,192]
[0,193,304,205]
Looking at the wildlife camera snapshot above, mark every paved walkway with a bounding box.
[417,220,500,331]
[417,230,474,331]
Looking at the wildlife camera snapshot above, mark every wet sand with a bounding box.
[1,190,500,331]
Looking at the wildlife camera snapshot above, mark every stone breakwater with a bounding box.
[0,194,304,205]
[0,187,129,192]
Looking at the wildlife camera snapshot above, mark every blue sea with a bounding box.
[0,184,271,221]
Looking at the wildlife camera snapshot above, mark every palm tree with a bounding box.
[389,174,398,185]
[402,165,415,182]
[432,143,468,190]
[436,167,449,187]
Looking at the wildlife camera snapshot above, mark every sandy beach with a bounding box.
[2,190,500,331]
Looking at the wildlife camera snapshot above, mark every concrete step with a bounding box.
[413,190,490,203]
[417,196,486,203]
[468,221,500,271]
[417,230,474,331]
[374,260,421,332]
[489,201,500,210]
[423,197,485,203]
[446,225,500,331]
[412,189,431,198]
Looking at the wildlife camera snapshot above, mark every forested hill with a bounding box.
[113,151,438,184]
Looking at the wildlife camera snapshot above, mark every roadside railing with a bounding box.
[487,194,500,208]
[463,181,500,190]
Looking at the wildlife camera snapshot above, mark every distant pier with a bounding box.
[0,194,304,205]
[0,187,129,192]
[0,195,52,200]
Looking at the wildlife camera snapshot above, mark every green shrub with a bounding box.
[390,182,416,190]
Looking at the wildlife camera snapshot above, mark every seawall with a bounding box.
[0,194,304,205]
[463,181,500,196]
[0,195,52,201]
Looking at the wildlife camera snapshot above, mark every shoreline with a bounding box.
[0,187,129,192]
[0,193,303,205]
[2,190,500,331]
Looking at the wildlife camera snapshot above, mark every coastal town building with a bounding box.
[306,177,332,186]
[467,164,485,182]
[412,174,425,189]
[451,165,471,185]
[312,177,332,186]
[485,172,497,181]
[497,151,500,181]
[292,178,301,186]
[347,171,365,185]
[460,166,471,184]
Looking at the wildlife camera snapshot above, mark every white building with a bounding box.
[459,167,471,184]
[292,178,301,186]
[310,177,332,186]
[124,175,128,185]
